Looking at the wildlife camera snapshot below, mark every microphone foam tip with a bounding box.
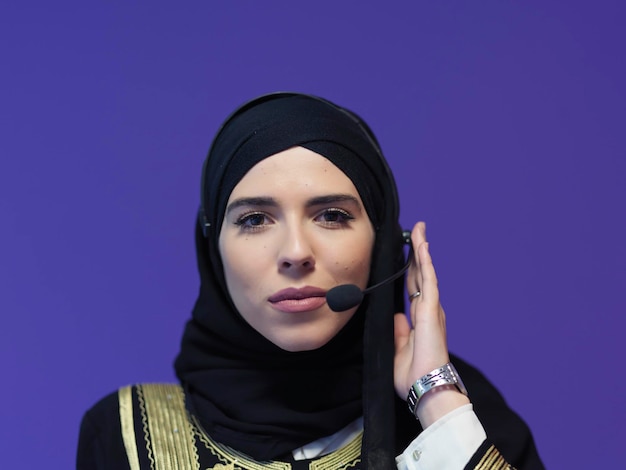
[326,284,364,312]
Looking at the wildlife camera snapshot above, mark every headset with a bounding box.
[196,92,413,311]
[197,92,400,238]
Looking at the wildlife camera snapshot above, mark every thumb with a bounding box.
[394,313,411,353]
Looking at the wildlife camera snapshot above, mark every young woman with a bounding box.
[77,93,543,469]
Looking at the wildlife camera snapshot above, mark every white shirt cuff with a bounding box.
[395,404,486,470]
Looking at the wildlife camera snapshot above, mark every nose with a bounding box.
[277,225,315,273]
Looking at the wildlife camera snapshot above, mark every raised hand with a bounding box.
[393,222,470,427]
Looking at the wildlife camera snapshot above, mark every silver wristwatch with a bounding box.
[406,362,468,418]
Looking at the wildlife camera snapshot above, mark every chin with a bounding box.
[272,333,335,352]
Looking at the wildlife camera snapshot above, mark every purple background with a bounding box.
[2,1,624,468]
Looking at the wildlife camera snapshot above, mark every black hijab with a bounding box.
[174,93,408,466]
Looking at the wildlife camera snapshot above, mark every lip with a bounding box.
[268,286,328,313]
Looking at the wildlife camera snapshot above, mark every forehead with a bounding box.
[228,146,360,199]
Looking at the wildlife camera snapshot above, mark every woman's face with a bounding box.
[219,146,375,352]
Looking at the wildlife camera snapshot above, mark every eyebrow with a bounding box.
[306,194,361,208]
[226,197,278,214]
[225,194,362,215]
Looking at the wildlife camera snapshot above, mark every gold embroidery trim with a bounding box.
[119,386,141,470]
[137,387,155,470]
[191,414,362,470]
[139,383,200,470]
[191,414,291,470]
[308,431,362,470]
[473,444,514,470]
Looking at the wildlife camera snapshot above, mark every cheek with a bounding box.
[219,237,249,293]
[336,232,375,282]
[220,237,271,299]
[223,249,250,287]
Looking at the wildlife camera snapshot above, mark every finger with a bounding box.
[412,221,427,247]
[407,222,428,325]
[410,222,440,304]
[393,313,411,353]
[411,222,427,291]
[406,257,419,300]
[417,240,439,306]
[406,222,426,296]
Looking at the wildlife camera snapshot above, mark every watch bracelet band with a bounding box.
[406,362,468,419]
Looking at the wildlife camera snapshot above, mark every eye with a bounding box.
[234,212,272,232]
[315,208,354,227]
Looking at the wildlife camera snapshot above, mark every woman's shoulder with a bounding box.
[77,383,182,470]
[80,383,184,435]
[395,355,543,468]
[82,388,121,421]
[449,354,544,469]
[78,387,127,469]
